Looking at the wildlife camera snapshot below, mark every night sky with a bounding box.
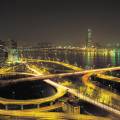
[0,0,120,46]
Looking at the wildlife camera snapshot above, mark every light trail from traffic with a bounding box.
[96,73,120,83]
[0,58,120,119]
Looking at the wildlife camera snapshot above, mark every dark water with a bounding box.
[1,49,120,100]
[22,49,120,68]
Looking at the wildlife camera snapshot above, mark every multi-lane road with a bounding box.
[0,59,120,119]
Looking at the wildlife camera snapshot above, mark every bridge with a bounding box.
[96,73,120,83]
[0,58,120,119]
[1,66,120,86]
[25,60,120,116]
[0,110,110,120]
[45,79,120,115]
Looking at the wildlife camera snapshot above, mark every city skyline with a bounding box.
[0,0,120,46]
[0,1,120,119]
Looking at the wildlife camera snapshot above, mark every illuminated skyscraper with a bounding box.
[6,39,19,63]
[86,29,94,48]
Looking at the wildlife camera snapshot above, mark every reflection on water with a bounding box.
[22,49,120,68]
[1,49,120,119]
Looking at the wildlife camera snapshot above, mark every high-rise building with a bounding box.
[6,39,19,63]
[0,40,8,64]
[86,29,94,48]
[6,39,17,49]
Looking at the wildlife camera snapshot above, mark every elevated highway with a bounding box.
[1,66,120,86]
[96,73,120,83]
[24,58,82,71]
[0,83,66,105]
[0,110,110,120]
[25,62,120,116]
[45,79,120,116]
[0,59,120,118]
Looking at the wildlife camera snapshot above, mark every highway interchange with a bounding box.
[0,59,120,119]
